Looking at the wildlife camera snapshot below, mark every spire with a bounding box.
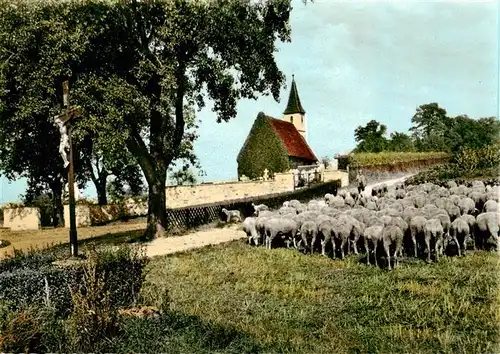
[283,75,306,115]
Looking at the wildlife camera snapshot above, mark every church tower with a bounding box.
[282,75,307,140]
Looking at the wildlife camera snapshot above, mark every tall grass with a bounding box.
[138,240,499,353]
[350,151,450,167]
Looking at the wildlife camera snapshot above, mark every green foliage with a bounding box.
[0,266,80,316]
[169,167,197,186]
[0,305,46,353]
[386,132,415,152]
[66,248,119,352]
[410,102,450,152]
[237,113,290,179]
[0,240,10,248]
[405,145,500,186]
[347,152,449,168]
[453,143,500,171]
[354,120,388,153]
[0,0,90,211]
[0,245,148,317]
[405,163,465,185]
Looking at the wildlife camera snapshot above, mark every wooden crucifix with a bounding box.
[53,80,81,258]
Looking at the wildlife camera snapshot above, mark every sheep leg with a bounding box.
[354,235,359,255]
[364,238,370,265]
[374,240,379,267]
[311,233,317,255]
[340,237,346,260]
[425,233,432,263]
[395,238,403,268]
[322,232,331,256]
[347,238,351,255]
[384,242,391,270]
[452,234,461,257]
[411,229,418,258]
[435,234,441,263]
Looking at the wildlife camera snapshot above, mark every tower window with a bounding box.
[290,116,293,123]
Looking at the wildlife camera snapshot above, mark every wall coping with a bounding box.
[166,172,294,189]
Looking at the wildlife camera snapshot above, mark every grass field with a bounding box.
[131,240,500,354]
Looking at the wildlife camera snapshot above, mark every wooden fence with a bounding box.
[165,179,341,231]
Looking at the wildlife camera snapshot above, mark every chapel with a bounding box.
[237,75,318,179]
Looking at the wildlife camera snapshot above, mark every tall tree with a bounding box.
[354,120,388,152]
[410,102,450,151]
[71,0,292,238]
[387,132,415,152]
[0,0,91,225]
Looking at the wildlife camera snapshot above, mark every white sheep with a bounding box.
[221,208,241,223]
[251,202,269,216]
[242,217,259,245]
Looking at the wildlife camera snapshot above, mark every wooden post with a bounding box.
[63,80,78,258]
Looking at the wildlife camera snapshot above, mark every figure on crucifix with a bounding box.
[54,115,70,168]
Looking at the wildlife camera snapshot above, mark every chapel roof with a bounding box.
[283,75,306,115]
[267,116,317,161]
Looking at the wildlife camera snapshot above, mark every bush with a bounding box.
[0,306,45,353]
[0,245,149,317]
[66,248,120,352]
[0,266,81,317]
[453,143,500,171]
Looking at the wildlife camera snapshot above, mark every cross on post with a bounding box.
[53,80,81,258]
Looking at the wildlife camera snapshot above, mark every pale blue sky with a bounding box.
[1,0,498,203]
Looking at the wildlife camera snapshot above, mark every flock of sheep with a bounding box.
[222,179,500,270]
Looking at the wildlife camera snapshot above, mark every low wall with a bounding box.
[63,205,91,228]
[165,172,294,208]
[348,157,449,185]
[63,200,148,228]
[3,207,41,231]
[324,170,349,187]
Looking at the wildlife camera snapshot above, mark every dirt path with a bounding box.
[144,174,415,258]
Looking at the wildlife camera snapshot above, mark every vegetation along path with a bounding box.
[144,174,414,258]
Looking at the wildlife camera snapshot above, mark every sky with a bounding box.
[0,0,498,203]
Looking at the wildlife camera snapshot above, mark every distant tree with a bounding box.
[169,168,197,186]
[320,156,331,169]
[353,120,388,152]
[410,103,451,151]
[447,115,500,152]
[387,132,415,152]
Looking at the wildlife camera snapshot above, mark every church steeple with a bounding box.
[282,75,307,140]
[283,74,306,115]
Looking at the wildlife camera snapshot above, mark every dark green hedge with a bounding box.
[0,246,148,316]
[237,112,290,179]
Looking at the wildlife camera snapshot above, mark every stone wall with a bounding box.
[324,170,349,187]
[165,170,349,209]
[165,172,294,208]
[63,200,148,228]
[3,207,41,231]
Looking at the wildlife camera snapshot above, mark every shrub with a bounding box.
[0,245,149,317]
[0,240,10,248]
[0,306,44,353]
[66,249,120,352]
[0,266,81,317]
[453,143,500,171]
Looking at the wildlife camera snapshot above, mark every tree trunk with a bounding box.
[50,178,64,227]
[95,174,108,206]
[145,168,167,239]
